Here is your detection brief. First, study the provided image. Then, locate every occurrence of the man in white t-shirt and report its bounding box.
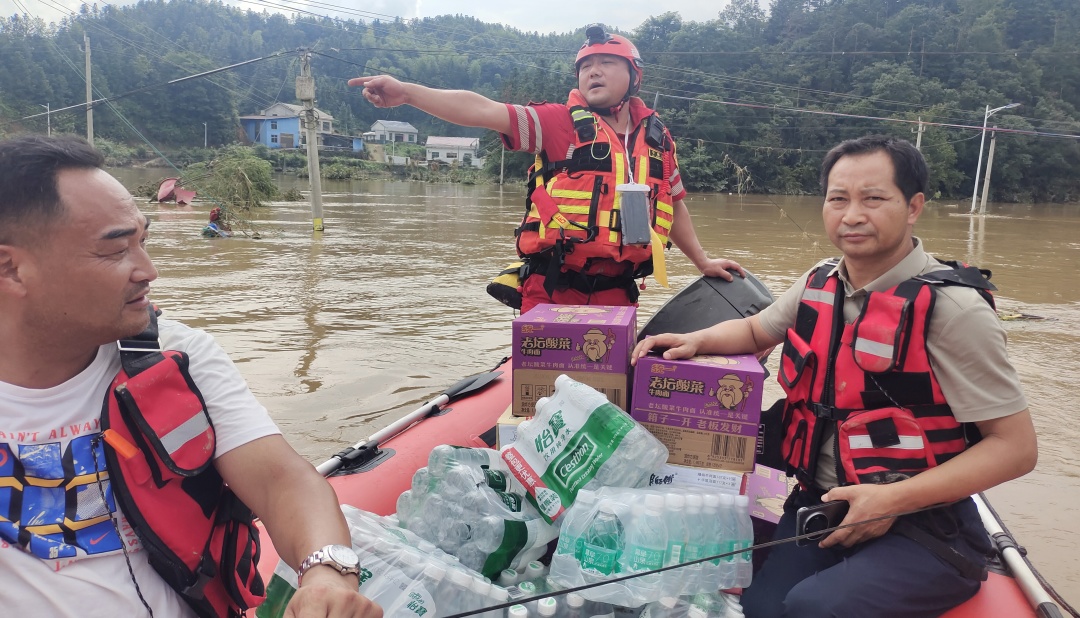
[632,136,1037,617]
[0,135,382,618]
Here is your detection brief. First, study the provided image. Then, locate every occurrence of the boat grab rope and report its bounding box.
[439,503,959,618]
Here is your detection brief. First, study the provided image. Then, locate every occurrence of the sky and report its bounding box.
[3,0,749,35]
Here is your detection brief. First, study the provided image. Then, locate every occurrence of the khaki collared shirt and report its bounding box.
[757,238,1028,489]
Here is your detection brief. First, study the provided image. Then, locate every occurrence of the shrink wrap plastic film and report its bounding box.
[257,506,509,618]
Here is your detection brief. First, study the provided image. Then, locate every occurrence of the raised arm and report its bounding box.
[349,75,512,136]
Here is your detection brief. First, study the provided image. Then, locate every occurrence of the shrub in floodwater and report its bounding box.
[185,145,278,210]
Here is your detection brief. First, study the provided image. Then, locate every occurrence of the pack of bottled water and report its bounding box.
[546,486,755,608]
[639,592,745,618]
[257,505,510,618]
[500,374,670,524]
[398,445,560,579]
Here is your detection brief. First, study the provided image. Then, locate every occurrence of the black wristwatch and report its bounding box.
[298,544,361,585]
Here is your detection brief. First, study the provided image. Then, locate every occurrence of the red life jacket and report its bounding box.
[100,310,265,618]
[777,260,996,488]
[515,91,676,284]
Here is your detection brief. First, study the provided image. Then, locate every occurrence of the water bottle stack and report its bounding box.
[546,486,755,607]
[400,444,559,578]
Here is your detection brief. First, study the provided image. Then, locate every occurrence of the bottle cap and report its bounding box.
[598,500,618,516]
[688,607,708,618]
[703,494,721,508]
[535,397,551,413]
[538,598,558,617]
[659,597,679,609]
[526,561,545,579]
[499,568,520,585]
[567,593,585,609]
[509,605,529,618]
[471,577,491,595]
[449,568,473,585]
[644,493,665,513]
[519,580,537,594]
[665,493,686,509]
[719,493,735,506]
[735,495,749,507]
[423,563,446,581]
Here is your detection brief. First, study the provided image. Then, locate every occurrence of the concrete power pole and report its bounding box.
[979,126,998,215]
[297,51,324,232]
[915,117,924,151]
[84,34,94,146]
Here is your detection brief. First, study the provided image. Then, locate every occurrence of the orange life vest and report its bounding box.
[515,91,676,279]
[101,310,264,618]
[777,261,995,487]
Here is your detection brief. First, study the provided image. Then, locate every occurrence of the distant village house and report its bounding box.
[240,103,363,152]
[425,136,484,168]
[365,120,419,144]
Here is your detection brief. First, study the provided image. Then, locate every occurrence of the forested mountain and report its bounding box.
[1,0,1078,201]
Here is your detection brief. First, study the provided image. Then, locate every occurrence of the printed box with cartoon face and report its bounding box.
[631,354,764,472]
[511,304,636,416]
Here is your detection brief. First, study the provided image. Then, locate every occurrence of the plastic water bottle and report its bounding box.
[429,444,497,472]
[537,597,559,618]
[715,494,739,588]
[564,592,585,618]
[498,567,521,587]
[579,501,624,576]
[640,596,689,618]
[524,560,547,587]
[437,567,478,616]
[681,494,708,591]
[622,493,668,600]
[733,495,754,588]
[483,586,510,618]
[664,494,688,567]
[555,489,598,558]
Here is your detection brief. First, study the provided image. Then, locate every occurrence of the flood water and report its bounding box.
[116,168,1079,603]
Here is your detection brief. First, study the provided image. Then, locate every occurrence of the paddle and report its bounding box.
[315,370,504,476]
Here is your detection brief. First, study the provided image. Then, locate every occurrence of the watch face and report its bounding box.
[327,544,360,568]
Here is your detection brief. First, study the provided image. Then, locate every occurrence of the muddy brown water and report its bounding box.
[116,169,1079,603]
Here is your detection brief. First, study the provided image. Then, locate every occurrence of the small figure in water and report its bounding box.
[202,206,231,238]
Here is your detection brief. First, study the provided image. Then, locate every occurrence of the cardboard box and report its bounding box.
[630,354,764,472]
[646,463,744,495]
[743,464,798,524]
[496,406,528,450]
[511,304,636,416]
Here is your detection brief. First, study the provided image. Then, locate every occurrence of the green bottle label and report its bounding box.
[580,542,618,575]
[626,545,665,570]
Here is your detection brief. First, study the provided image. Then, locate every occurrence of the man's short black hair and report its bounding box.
[820,135,928,203]
[0,134,105,245]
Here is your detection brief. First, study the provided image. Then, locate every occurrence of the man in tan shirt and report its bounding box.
[632,135,1037,617]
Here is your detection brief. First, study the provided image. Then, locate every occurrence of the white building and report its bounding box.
[369,120,419,144]
[425,136,484,168]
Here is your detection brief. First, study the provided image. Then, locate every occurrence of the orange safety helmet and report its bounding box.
[575,24,643,97]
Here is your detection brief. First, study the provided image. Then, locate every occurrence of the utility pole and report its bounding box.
[297,51,324,232]
[914,117,924,151]
[979,126,998,215]
[499,146,505,185]
[84,34,94,146]
[203,122,208,148]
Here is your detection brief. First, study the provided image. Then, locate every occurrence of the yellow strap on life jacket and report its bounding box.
[550,189,595,201]
[650,228,669,287]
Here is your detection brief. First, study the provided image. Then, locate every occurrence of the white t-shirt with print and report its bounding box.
[0,318,281,617]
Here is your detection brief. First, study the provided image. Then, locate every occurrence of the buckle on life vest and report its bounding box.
[810,402,846,421]
[182,552,218,599]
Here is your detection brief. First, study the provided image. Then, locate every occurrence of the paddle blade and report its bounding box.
[444,371,503,401]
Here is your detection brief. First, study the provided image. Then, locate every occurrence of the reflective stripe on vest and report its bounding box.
[516,91,675,274]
